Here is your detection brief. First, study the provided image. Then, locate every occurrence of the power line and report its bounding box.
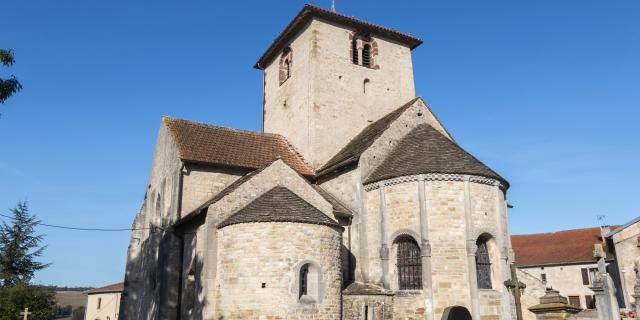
[0,212,151,232]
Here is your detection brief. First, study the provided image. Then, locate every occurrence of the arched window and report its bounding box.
[396,236,422,290]
[363,78,370,94]
[299,263,309,298]
[97,297,102,309]
[297,262,321,303]
[362,44,371,67]
[476,237,492,289]
[279,46,292,85]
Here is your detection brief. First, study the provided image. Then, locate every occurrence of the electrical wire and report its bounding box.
[0,212,153,232]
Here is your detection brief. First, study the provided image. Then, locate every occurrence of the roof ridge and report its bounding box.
[512,225,616,236]
[164,116,280,139]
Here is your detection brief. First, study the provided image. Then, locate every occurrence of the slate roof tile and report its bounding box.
[217,186,341,229]
[364,124,506,185]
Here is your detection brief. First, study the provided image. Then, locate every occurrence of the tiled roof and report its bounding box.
[163,117,313,176]
[255,4,422,69]
[86,282,124,294]
[511,226,618,267]
[217,186,342,229]
[364,124,507,185]
[318,98,419,175]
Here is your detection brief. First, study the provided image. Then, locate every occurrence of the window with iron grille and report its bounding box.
[476,238,492,289]
[396,236,422,290]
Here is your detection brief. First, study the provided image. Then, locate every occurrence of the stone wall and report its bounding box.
[360,178,512,320]
[518,269,551,320]
[181,163,246,215]
[610,219,640,307]
[343,294,394,319]
[215,222,342,319]
[519,263,600,310]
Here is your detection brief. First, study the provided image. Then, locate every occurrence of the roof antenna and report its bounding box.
[331,0,336,12]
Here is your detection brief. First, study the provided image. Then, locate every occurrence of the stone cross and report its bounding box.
[590,244,619,320]
[20,307,32,320]
[504,263,527,320]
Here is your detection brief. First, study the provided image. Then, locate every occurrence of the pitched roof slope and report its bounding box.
[86,282,124,295]
[511,226,617,267]
[364,124,506,185]
[163,117,312,175]
[318,98,419,174]
[255,4,422,69]
[217,186,341,229]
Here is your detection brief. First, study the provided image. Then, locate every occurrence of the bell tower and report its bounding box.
[255,4,422,169]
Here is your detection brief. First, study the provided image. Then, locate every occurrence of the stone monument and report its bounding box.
[590,244,619,320]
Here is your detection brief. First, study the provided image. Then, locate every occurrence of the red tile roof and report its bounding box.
[163,117,313,176]
[86,282,124,294]
[255,4,422,69]
[511,226,617,267]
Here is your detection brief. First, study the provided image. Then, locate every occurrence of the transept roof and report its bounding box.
[163,117,313,176]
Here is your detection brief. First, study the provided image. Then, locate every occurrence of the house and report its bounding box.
[85,282,124,320]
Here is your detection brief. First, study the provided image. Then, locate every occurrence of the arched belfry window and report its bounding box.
[279,46,292,85]
[396,236,422,290]
[362,44,371,67]
[476,237,492,289]
[350,33,377,68]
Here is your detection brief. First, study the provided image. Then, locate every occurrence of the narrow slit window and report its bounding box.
[476,237,492,289]
[352,39,359,64]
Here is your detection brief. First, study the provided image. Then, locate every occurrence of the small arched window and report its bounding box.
[363,78,370,94]
[299,264,309,298]
[97,297,102,309]
[396,236,422,290]
[279,46,293,85]
[476,237,492,289]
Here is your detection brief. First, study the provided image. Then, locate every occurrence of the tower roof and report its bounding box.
[255,3,422,69]
[217,186,341,229]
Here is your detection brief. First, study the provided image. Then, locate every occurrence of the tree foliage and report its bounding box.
[0,201,50,287]
[0,282,57,320]
[71,305,85,320]
[0,49,22,104]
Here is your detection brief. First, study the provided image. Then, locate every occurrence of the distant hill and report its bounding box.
[47,285,94,292]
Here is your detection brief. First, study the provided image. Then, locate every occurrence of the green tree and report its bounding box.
[0,282,56,320]
[71,306,85,320]
[0,201,50,287]
[0,49,22,104]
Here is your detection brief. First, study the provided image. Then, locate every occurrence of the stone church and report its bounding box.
[120,4,516,320]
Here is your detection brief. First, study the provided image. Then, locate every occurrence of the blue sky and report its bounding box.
[1,1,638,287]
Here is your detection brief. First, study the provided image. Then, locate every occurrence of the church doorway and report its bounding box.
[442,306,472,320]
